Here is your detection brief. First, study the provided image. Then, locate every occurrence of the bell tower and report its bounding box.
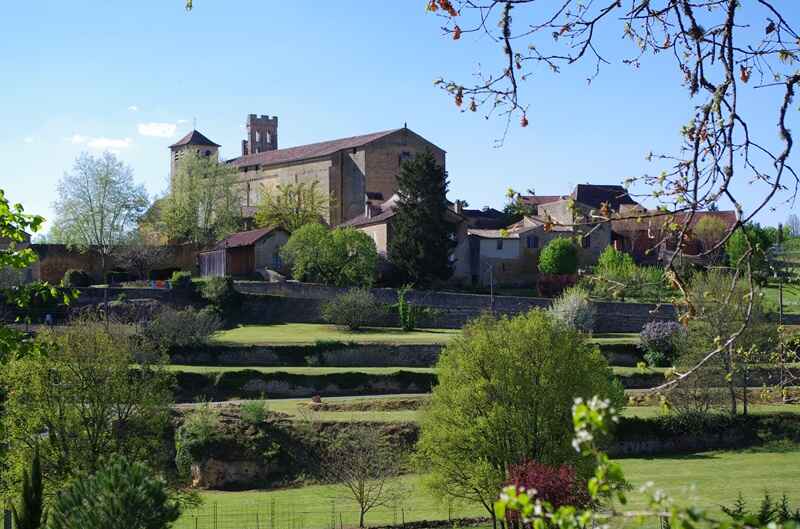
[241,114,278,156]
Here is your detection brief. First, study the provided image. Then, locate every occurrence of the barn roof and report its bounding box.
[213,226,285,250]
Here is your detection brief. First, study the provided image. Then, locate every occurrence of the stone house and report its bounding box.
[170,115,445,227]
[339,194,467,256]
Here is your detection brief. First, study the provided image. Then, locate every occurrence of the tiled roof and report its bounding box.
[469,228,519,239]
[461,208,509,229]
[340,195,401,228]
[228,129,403,168]
[571,184,638,209]
[519,195,564,206]
[169,130,221,149]
[213,226,284,250]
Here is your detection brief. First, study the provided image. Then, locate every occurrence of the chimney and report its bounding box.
[454,200,463,215]
[242,139,249,156]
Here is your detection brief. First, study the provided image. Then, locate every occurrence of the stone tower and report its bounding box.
[168,129,221,182]
[241,114,278,156]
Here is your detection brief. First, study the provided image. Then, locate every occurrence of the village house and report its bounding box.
[198,226,289,278]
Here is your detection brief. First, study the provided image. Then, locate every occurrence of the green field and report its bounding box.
[213,324,460,346]
[175,448,800,529]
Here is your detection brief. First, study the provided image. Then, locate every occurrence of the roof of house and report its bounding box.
[212,226,285,250]
[228,129,404,168]
[169,130,221,149]
[519,195,565,207]
[461,207,510,229]
[571,184,638,210]
[468,228,519,239]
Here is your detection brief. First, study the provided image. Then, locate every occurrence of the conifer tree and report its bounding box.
[12,448,46,529]
[387,151,455,286]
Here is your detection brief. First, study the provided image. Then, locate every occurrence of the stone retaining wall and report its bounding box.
[235,281,677,333]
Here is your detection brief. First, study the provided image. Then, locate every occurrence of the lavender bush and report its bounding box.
[639,320,685,367]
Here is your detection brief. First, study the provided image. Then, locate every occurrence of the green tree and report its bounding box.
[163,150,242,245]
[1,321,174,496]
[281,224,377,287]
[51,152,149,273]
[675,270,776,416]
[725,224,773,284]
[416,310,621,521]
[387,151,455,286]
[12,448,45,529]
[538,237,578,275]
[47,456,181,529]
[255,181,328,232]
[693,216,728,253]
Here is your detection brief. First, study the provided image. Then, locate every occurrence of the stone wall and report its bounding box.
[235,281,677,333]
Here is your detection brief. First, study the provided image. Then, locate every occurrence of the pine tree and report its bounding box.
[387,151,455,286]
[13,448,46,529]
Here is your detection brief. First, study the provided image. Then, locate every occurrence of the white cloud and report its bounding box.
[23,136,34,144]
[128,105,139,112]
[87,137,133,150]
[69,134,88,144]
[177,119,189,124]
[137,122,177,138]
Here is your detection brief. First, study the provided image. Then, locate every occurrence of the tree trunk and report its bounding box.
[359,509,365,528]
[725,346,737,416]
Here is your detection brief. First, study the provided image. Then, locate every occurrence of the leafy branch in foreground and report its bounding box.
[495,396,800,529]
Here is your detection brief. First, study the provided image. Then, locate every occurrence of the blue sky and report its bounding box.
[1,1,797,232]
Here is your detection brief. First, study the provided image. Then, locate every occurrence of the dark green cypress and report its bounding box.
[13,448,46,529]
[388,151,456,286]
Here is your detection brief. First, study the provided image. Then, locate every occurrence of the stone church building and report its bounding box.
[169,114,445,226]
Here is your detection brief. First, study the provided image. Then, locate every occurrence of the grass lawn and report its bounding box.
[762,283,800,315]
[175,448,800,529]
[213,324,460,346]
[211,324,639,347]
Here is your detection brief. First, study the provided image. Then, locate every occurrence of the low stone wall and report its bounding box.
[235,281,677,333]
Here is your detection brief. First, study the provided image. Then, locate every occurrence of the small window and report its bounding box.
[527,236,539,249]
[204,149,212,157]
[399,151,413,165]
[496,239,503,250]
[581,235,590,249]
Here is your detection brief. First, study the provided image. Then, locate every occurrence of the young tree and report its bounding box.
[416,310,621,522]
[725,224,774,285]
[115,233,168,280]
[281,224,377,287]
[163,150,242,245]
[51,152,148,273]
[12,448,46,529]
[538,237,578,275]
[47,456,181,529]
[321,427,403,528]
[1,321,174,496]
[255,181,328,232]
[694,216,728,253]
[388,151,455,286]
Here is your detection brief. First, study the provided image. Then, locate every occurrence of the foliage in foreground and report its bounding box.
[417,309,622,518]
[1,321,174,497]
[48,456,181,529]
[255,181,328,232]
[495,397,800,529]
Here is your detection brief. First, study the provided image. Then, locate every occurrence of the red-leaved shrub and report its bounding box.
[507,460,591,511]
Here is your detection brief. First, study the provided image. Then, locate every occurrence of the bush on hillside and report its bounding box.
[538,238,578,275]
[322,289,385,331]
[549,286,595,333]
[142,306,222,349]
[416,310,621,519]
[200,276,241,322]
[170,271,193,290]
[639,320,685,367]
[62,269,91,288]
[507,460,591,511]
